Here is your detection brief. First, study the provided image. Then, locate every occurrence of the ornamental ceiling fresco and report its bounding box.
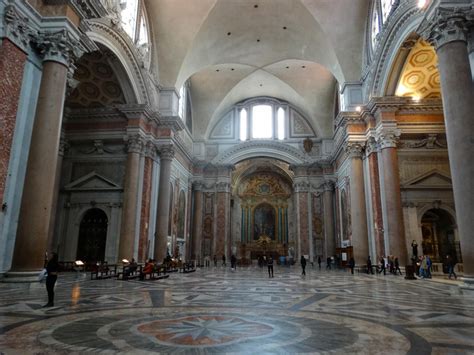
[395,39,441,99]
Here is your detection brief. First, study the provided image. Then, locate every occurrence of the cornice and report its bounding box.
[158,116,186,133]
[334,111,364,129]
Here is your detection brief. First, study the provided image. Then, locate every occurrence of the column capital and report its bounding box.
[125,134,146,154]
[58,137,70,157]
[420,6,473,50]
[144,141,158,160]
[294,181,310,193]
[344,142,365,158]
[3,5,36,52]
[322,180,335,192]
[35,29,86,66]
[192,181,205,191]
[376,129,401,149]
[366,136,379,155]
[158,144,175,160]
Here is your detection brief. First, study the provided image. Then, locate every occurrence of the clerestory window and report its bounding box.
[120,0,150,53]
[370,0,397,51]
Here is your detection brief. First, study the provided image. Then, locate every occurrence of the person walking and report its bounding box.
[43,252,59,308]
[446,255,457,279]
[425,255,432,278]
[394,257,403,275]
[317,256,321,270]
[213,255,217,267]
[348,257,355,275]
[222,254,226,267]
[267,256,274,278]
[326,256,331,270]
[367,255,374,274]
[378,256,386,275]
[230,254,237,271]
[300,255,307,276]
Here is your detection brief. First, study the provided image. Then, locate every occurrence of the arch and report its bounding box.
[364,0,425,100]
[211,141,308,165]
[76,208,108,262]
[86,19,156,106]
[417,203,457,228]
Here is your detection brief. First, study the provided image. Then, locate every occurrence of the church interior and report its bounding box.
[0,0,473,353]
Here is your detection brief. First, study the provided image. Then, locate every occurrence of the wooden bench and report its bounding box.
[180,262,196,273]
[91,264,117,280]
[117,265,142,280]
[141,265,170,280]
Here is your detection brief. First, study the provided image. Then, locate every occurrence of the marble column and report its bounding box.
[118,135,144,261]
[154,145,174,262]
[366,138,385,259]
[323,181,336,258]
[423,8,474,281]
[216,182,231,260]
[137,143,156,262]
[377,130,408,265]
[191,182,204,261]
[294,183,310,259]
[11,32,82,272]
[47,136,68,253]
[346,143,369,266]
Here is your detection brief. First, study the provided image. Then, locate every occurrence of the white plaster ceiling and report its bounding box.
[145,0,369,139]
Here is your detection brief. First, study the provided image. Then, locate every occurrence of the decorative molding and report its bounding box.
[144,141,158,160]
[420,6,473,50]
[216,182,231,193]
[366,136,379,155]
[2,4,36,52]
[376,128,401,149]
[59,137,70,157]
[294,181,311,193]
[77,139,122,155]
[72,0,108,19]
[159,116,186,133]
[401,134,447,149]
[322,180,335,192]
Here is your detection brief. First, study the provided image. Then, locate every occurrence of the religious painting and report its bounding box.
[253,203,276,240]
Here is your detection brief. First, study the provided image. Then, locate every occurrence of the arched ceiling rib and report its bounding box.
[144,0,368,140]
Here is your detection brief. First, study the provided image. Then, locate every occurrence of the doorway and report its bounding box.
[76,208,108,262]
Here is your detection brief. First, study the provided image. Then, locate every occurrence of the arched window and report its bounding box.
[277,107,285,140]
[370,0,398,50]
[179,85,186,121]
[251,105,272,139]
[120,0,150,53]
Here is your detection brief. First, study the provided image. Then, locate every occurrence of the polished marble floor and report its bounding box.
[0,265,473,354]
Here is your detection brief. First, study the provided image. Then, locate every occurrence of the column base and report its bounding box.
[1,271,41,283]
[460,276,474,295]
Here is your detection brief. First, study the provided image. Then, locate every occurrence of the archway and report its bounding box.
[421,209,461,263]
[76,208,108,262]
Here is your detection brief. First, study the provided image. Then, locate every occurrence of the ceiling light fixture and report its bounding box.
[216,69,220,72]
[302,65,306,68]
[286,66,290,69]
[257,39,260,42]
[283,26,287,30]
[254,4,258,8]
[227,32,231,36]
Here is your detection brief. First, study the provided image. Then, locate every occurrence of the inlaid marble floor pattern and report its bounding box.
[0,266,473,354]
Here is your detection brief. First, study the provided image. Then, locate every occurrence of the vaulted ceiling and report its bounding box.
[145,0,370,139]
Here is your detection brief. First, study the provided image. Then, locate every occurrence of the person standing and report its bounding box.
[425,255,432,278]
[446,255,457,279]
[267,256,274,278]
[213,255,217,267]
[326,256,331,270]
[411,240,418,259]
[222,254,226,267]
[317,256,321,270]
[367,255,374,274]
[44,252,59,307]
[300,255,307,276]
[348,257,355,275]
[231,254,237,271]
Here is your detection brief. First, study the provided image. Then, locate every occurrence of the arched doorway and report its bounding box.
[421,209,461,263]
[76,208,108,262]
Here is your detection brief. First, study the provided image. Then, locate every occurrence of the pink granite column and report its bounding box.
[118,135,144,261]
[154,145,174,262]
[423,8,474,283]
[346,143,369,266]
[191,182,204,261]
[323,181,336,258]
[377,131,407,265]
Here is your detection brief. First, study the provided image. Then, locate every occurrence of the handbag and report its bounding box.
[38,268,48,282]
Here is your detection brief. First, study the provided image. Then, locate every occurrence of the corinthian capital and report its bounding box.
[344,142,365,158]
[126,135,145,154]
[421,7,473,50]
[376,129,401,149]
[158,144,175,160]
[144,142,158,160]
[36,29,86,66]
[3,5,36,52]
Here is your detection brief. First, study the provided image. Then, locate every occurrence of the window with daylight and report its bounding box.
[179,86,186,121]
[277,107,285,140]
[120,0,150,52]
[251,105,272,139]
[240,109,248,141]
[371,0,398,51]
